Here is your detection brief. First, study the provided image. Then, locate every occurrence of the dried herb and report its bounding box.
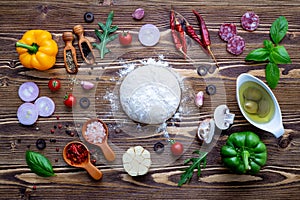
[178,150,207,186]
[26,150,55,177]
[93,11,118,59]
[245,16,291,89]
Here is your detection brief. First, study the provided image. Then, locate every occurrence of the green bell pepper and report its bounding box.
[221,131,267,174]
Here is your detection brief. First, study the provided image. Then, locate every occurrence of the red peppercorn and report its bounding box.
[56,147,59,152]
[50,129,55,134]
[55,158,58,162]
[70,132,75,137]
[56,116,60,120]
[91,159,96,165]
[33,185,37,190]
[58,124,63,129]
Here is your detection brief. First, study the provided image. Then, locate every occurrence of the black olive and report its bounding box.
[50,139,56,143]
[206,84,216,95]
[197,66,208,76]
[65,130,72,135]
[84,12,94,23]
[36,139,46,150]
[153,142,164,154]
[79,97,90,109]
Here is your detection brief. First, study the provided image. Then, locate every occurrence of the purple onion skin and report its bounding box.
[132,8,145,20]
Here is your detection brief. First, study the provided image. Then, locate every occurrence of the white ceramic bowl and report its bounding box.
[236,73,284,138]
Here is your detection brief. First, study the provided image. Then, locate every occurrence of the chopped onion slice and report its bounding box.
[18,82,39,102]
[17,103,39,125]
[138,24,160,47]
[34,96,55,117]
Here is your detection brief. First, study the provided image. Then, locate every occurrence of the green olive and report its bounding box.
[244,100,258,114]
[257,98,270,118]
[243,87,262,101]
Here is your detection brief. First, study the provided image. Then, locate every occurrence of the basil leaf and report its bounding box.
[265,62,280,89]
[263,40,274,51]
[269,45,291,64]
[26,150,55,177]
[270,16,288,45]
[245,48,270,62]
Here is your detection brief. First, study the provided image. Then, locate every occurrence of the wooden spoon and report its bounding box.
[82,118,116,162]
[63,141,103,180]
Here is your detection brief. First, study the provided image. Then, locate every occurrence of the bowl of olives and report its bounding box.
[236,73,284,138]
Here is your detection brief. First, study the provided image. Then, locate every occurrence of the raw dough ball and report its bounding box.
[120,64,181,124]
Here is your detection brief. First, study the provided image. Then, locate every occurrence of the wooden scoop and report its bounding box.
[63,141,103,180]
[82,119,116,162]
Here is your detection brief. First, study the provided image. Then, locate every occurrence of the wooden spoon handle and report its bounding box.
[84,162,103,180]
[99,142,116,162]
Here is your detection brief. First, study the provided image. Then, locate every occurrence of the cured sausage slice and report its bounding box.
[227,35,245,55]
[241,12,260,31]
[219,23,237,41]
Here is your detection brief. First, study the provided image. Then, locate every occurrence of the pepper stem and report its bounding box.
[207,46,219,68]
[16,42,39,54]
[241,150,251,171]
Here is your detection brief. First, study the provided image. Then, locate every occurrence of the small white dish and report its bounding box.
[236,73,284,138]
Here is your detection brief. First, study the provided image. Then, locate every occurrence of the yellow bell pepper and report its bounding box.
[16,30,58,71]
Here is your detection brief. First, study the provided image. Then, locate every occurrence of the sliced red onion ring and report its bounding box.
[138,24,160,46]
[17,103,39,125]
[34,96,55,117]
[18,82,39,102]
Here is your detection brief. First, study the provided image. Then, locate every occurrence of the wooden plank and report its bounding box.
[0,0,299,199]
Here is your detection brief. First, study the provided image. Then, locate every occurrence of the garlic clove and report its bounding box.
[81,81,95,90]
[195,91,204,107]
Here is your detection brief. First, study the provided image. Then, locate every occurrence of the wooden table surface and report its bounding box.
[0,0,299,199]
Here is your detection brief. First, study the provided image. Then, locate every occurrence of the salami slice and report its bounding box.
[227,35,245,55]
[218,23,237,41]
[241,12,259,31]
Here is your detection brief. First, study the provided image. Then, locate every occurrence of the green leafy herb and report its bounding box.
[26,150,55,177]
[269,45,291,64]
[245,48,269,62]
[178,150,207,186]
[270,16,288,45]
[93,11,118,59]
[245,16,291,89]
[266,63,280,89]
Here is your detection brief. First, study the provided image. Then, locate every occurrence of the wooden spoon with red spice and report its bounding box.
[82,118,116,162]
[63,141,103,180]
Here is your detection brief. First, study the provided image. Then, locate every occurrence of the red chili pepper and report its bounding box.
[184,21,205,48]
[192,10,211,47]
[170,10,183,53]
[175,18,187,59]
[192,10,219,68]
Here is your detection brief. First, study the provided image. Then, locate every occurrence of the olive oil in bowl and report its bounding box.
[236,73,284,138]
[238,81,275,123]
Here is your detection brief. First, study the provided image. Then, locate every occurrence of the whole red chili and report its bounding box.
[185,22,205,48]
[192,10,211,47]
[192,10,219,67]
[170,10,183,52]
[175,18,187,58]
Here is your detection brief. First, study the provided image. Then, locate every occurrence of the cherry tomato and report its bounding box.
[119,31,132,46]
[48,79,61,92]
[64,94,76,108]
[171,141,184,156]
